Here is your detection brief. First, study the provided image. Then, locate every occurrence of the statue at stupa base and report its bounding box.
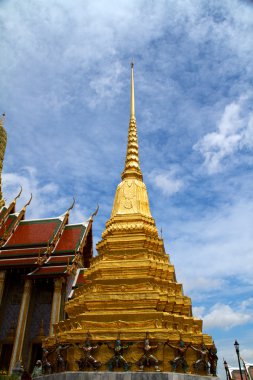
[73,334,102,371]
[44,330,214,375]
[136,337,161,372]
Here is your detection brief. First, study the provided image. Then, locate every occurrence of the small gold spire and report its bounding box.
[0,113,6,127]
[0,113,7,209]
[121,63,143,181]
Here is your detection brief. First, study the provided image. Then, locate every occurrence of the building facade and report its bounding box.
[0,117,94,373]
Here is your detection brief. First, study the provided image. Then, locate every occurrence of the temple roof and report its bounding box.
[54,223,88,253]
[4,217,63,248]
[0,198,93,280]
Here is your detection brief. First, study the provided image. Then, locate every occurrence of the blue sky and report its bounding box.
[1,0,253,376]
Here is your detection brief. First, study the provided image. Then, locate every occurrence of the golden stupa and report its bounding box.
[45,64,213,373]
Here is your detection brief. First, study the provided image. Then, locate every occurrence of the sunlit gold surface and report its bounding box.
[45,65,213,373]
[0,114,7,208]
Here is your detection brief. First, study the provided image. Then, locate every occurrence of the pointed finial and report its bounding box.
[0,113,6,127]
[130,62,135,120]
[24,193,33,208]
[91,204,99,219]
[67,197,75,212]
[14,186,23,202]
[21,193,32,214]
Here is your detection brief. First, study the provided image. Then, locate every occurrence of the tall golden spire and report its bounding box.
[121,63,142,181]
[110,63,152,218]
[0,113,7,208]
[130,62,135,120]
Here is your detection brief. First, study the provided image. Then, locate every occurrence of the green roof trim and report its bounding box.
[64,224,87,230]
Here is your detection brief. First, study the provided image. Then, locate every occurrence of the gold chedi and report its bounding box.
[0,113,7,208]
[45,64,213,373]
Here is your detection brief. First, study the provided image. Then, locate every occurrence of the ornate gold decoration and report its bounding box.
[0,113,7,209]
[67,247,83,275]
[0,193,33,248]
[0,186,23,231]
[36,198,76,266]
[45,64,213,374]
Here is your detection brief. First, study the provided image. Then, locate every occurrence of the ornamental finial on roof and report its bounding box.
[14,186,23,202]
[90,204,99,221]
[121,62,143,181]
[23,193,33,211]
[67,197,76,212]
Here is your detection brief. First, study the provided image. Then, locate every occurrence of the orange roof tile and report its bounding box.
[47,255,74,264]
[28,265,67,277]
[5,218,62,248]
[0,247,45,257]
[0,257,37,267]
[54,224,87,253]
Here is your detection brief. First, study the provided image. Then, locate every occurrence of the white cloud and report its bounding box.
[149,168,184,196]
[193,301,253,330]
[164,195,253,301]
[194,95,253,173]
[240,348,253,363]
[88,61,125,108]
[204,303,251,330]
[2,168,88,222]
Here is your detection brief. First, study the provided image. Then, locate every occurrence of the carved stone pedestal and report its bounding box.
[36,371,219,380]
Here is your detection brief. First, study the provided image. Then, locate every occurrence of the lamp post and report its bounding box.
[234,340,243,380]
[224,359,230,380]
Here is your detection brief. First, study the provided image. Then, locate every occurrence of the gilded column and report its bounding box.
[0,271,6,305]
[9,279,32,374]
[0,114,7,208]
[49,277,64,336]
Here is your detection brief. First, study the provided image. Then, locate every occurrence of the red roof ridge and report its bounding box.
[21,215,65,223]
[65,221,89,227]
[1,246,46,253]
